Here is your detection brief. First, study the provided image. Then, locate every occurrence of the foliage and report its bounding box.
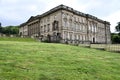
[0,26,2,33]
[0,25,19,35]
[115,22,120,32]
[1,26,19,35]
[0,23,2,33]
[111,33,120,43]
[0,41,120,80]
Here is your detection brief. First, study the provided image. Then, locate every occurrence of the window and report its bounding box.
[44,25,46,32]
[76,35,78,40]
[70,21,72,28]
[47,24,50,32]
[64,31,67,39]
[78,35,80,40]
[70,15,72,21]
[74,35,76,40]
[67,14,70,20]
[44,19,46,23]
[70,33,72,40]
[67,21,69,27]
[47,17,50,22]
[41,26,43,33]
[81,24,83,31]
[81,17,84,23]
[54,15,57,20]
[74,23,76,31]
[53,21,59,30]
[63,20,67,27]
[40,20,43,24]
[83,25,85,31]
[62,13,65,18]
[76,23,79,30]
[74,17,76,21]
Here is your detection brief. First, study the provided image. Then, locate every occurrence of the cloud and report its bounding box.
[103,11,120,32]
[0,0,120,33]
[0,0,46,26]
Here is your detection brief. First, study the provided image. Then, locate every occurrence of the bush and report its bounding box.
[111,33,120,43]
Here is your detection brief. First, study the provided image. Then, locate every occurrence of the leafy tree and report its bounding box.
[111,33,120,43]
[0,22,2,33]
[0,26,2,33]
[0,22,1,27]
[2,26,19,35]
[115,22,120,35]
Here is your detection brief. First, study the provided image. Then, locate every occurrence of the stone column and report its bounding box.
[86,14,89,41]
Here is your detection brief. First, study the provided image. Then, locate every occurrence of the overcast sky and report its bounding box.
[0,0,120,32]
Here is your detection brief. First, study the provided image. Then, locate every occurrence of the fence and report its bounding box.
[79,44,120,53]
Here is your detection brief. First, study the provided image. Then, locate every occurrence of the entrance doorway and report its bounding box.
[93,37,95,43]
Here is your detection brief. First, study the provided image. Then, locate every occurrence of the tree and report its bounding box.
[111,33,120,43]
[0,22,2,33]
[2,26,19,35]
[0,26,2,33]
[115,22,120,35]
[0,22,1,27]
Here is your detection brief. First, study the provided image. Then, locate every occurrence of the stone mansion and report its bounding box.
[19,4,111,44]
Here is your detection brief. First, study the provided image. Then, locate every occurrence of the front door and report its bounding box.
[93,37,95,43]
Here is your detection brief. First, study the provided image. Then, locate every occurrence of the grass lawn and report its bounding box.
[0,37,37,42]
[0,41,120,80]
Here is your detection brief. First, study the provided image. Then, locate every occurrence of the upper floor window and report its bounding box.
[54,15,57,20]
[62,13,67,19]
[41,26,43,32]
[52,21,59,30]
[47,24,50,32]
[44,18,46,23]
[44,25,46,32]
[63,20,67,27]
[47,16,50,22]
[40,20,43,24]
[74,17,76,21]
[67,14,70,20]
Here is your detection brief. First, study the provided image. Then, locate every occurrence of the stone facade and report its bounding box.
[19,4,111,44]
[19,22,28,37]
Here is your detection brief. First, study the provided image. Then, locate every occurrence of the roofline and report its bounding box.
[26,4,110,25]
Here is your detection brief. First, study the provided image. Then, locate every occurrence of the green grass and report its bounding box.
[0,41,120,80]
[0,37,37,42]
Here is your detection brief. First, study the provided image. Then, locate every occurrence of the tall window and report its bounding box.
[40,20,43,24]
[52,21,59,30]
[74,17,76,21]
[64,31,67,39]
[62,13,65,18]
[70,33,72,40]
[54,15,57,20]
[41,26,43,33]
[47,17,50,22]
[74,35,76,40]
[67,21,69,27]
[70,21,72,29]
[63,20,67,27]
[74,23,76,31]
[67,14,70,20]
[44,18,46,23]
[78,35,80,40]
[44,25,46,32]
[47,24,50,32]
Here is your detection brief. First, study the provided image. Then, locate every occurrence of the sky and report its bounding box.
[0,0,120,32]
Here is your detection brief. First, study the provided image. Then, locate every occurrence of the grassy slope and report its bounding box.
[0,41,120,80]
[0,37,37,42]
